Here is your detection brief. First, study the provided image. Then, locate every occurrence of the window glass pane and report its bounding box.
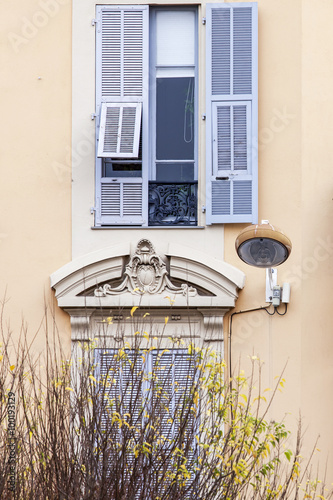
[156,10,195,67]
[156,67,194,78]
[156,163,194,182]
[156,77,194,161]
[103,160,142,177]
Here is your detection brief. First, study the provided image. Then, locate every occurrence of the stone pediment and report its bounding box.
[50,240,245,310]
[94,239,197,298]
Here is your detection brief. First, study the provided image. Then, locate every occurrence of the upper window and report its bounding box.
[94,3,257,227]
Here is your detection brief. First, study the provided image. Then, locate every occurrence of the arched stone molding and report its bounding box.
[51,240,245,342]
[50,243,130,304]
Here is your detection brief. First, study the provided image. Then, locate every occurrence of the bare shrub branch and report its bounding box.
[0,308,331,499]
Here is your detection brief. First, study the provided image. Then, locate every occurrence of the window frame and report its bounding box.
[149,6,199,183]
[93,2,257,227]
[94,346,198,497]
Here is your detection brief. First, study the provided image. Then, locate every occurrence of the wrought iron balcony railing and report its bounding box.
[148,182,198,226]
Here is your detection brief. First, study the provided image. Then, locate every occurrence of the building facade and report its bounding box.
[2,0,333,477]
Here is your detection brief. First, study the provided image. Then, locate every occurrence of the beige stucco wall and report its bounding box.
[0,0,72,349]
[225,0,333,471]
[301,0,333,467]
[2,0,333,479]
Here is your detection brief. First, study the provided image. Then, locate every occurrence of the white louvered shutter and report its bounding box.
[95,6,148,225]
[151,351,174,444]
[97,349,143,429]
[95,348,120,465]
[98,103,142,158]
[96,178,143,225]
[206,3,258,224]
[96,349,144,484]
[98,8,146,99]
[151,350,196,498]
[121,351,143,430]
[151,350,195,433]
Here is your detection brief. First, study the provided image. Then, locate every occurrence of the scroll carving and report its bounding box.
[95,239,197,297]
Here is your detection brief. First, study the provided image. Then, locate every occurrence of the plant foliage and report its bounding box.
[0,308,331,499]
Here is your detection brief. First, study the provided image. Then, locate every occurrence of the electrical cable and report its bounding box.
[228,302,287,386]
[275,303,288,316]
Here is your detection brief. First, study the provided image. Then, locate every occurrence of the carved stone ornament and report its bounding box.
[95,239,197,297]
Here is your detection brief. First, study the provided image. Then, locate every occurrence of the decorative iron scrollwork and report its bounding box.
[148,182,198,226]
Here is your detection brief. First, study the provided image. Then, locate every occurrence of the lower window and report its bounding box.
[94,348,198,497]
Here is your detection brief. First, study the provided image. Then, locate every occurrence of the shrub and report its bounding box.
[0,309,332,499]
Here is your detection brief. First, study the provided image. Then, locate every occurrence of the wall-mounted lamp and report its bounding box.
[235,221,292,306]
[229,222,292,388]
[235,221,292,268]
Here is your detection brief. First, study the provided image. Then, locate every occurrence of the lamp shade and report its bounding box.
[235,222,292,268]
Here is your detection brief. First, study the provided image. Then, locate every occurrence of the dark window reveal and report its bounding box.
[156,77,195,161]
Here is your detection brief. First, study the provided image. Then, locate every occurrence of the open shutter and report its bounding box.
[206,3,258,224]
[97,103,142,158]
[95,6,148,225]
